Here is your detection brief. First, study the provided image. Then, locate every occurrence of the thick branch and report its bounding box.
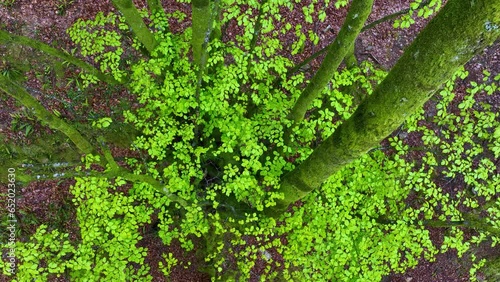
[113,168,189,207]
[286,0,374,127]
[191,0,213,66]
[193,0,219,146]
[288,0,432,78]
[111,0,159,54]
[0,76,188,207]
[0,30,120,84]
[0,76,96,155]
[268,0,500,215]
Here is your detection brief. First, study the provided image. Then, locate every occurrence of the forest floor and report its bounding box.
[1,0,499,281]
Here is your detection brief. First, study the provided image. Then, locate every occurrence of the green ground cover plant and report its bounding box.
[1,0,499,281]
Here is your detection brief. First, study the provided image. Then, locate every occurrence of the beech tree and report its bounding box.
[1,0,500,281]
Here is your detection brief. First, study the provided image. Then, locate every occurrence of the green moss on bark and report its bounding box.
[0,30,119,84]
[0,76,96,155]
[286,0,374,126]
[111,0,159,54]
[269,0,500,214]
[191,0,212,66]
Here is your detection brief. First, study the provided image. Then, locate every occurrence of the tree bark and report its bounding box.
[0,76,96,155]
[0,76,189,206]
[287,0,432,79]
[285,0,374,128]
[0,30,120,84]
[191,0,213,66]
[111,0,159,54]
[268,0,500,214]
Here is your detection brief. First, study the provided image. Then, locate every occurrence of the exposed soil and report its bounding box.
[1,0,499,281]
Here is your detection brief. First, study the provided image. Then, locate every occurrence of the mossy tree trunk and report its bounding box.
[285,0,374,128]
[0,75,189,205]
[191,0,214,67]
[268,0,500,214]
[0,75,96,155]
[192,0,219,144]
[111,0,159,54]
[0,123,138,183]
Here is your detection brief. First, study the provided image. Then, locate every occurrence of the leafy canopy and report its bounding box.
[2,0,499,281]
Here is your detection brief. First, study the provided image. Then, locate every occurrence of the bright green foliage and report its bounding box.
[220,0,349,57]
[402,67,500,247]
[67,12,127,85]
[278,153,438,281]
[2,1,500,281]
[91,117,112,129]
[124,30,300,211]
[158,253,178,277]
[2,177,153,281]
[68,177,153,281]
[291,61,386,158]
[394,0,445,28]
[270,67,500,281]
[404,67,500,206]
[3,226,75,281]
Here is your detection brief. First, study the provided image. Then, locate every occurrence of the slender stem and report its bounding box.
[98,137,120,172]
[244,0,269,118]
[248,0,268,54]
[362,0,431,31]
[192,0,212,66]
[0,30,120,84]
[376,214,500,235]
[287,46,327,78]
[25,166,190,208]
[115,168,190,207]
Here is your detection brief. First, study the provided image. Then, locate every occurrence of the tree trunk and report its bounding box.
[191,0,213,66]
[0,76,190,205]
[0,76,96,155]
[268,0,500,214]
[285,0,374,127]
[111,0,159,54]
